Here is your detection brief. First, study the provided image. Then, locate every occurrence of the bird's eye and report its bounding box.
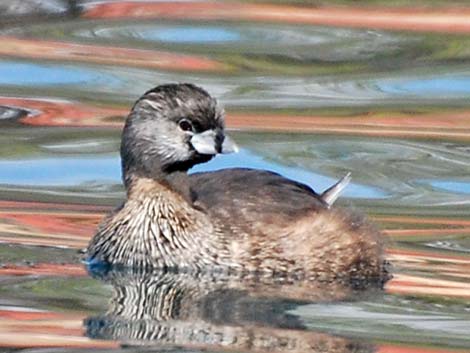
[179,119,193,132]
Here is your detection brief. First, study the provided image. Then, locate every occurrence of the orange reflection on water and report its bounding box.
[387,273,470,298]
[377,345,470,353]
[0,263,86,277]
[0,37,225,72]
[6,96,470,141]
[0,208,102,249]
[84,1,470,33]
[0,310,117,349]
[227,112,470,141]
[0,96,126,127]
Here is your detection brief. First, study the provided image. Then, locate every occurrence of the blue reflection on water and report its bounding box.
[0,157,120,185]
[426,180,470,194]
[378,74,470,97]
[0,149,385,199]
[194,149,386,199]
[0,61,99,86]
[142,27,240,43]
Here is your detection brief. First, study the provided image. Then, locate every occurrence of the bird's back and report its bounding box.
[189,168,386,283]
[189,168,327,234]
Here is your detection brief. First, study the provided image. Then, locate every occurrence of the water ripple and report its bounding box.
[1,129,469,208]
[73,23,409,61]
[3,59,470,110]
[0,0,66,17]
[426,239,470,253]
[239,133,470,207]
[89,25,241,44]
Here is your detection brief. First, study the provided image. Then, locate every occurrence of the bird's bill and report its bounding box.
[190,130,239,155]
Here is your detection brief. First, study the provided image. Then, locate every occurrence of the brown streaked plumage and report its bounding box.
[86,83,387,283]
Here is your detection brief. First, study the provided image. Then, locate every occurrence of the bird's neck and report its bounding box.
[125,170,193,204]
[160,171,193,204]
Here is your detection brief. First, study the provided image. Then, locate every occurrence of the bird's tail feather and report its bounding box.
[320,172,351,208]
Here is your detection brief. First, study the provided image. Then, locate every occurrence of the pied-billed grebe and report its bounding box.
[86,83,386,282]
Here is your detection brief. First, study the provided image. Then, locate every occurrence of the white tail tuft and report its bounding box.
[320,172,351,208]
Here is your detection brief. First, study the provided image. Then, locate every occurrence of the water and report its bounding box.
[0,0,469,352]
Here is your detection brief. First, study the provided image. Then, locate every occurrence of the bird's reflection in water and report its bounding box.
[85,267,382,353]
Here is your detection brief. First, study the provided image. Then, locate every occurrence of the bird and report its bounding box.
[86,83,387,283]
